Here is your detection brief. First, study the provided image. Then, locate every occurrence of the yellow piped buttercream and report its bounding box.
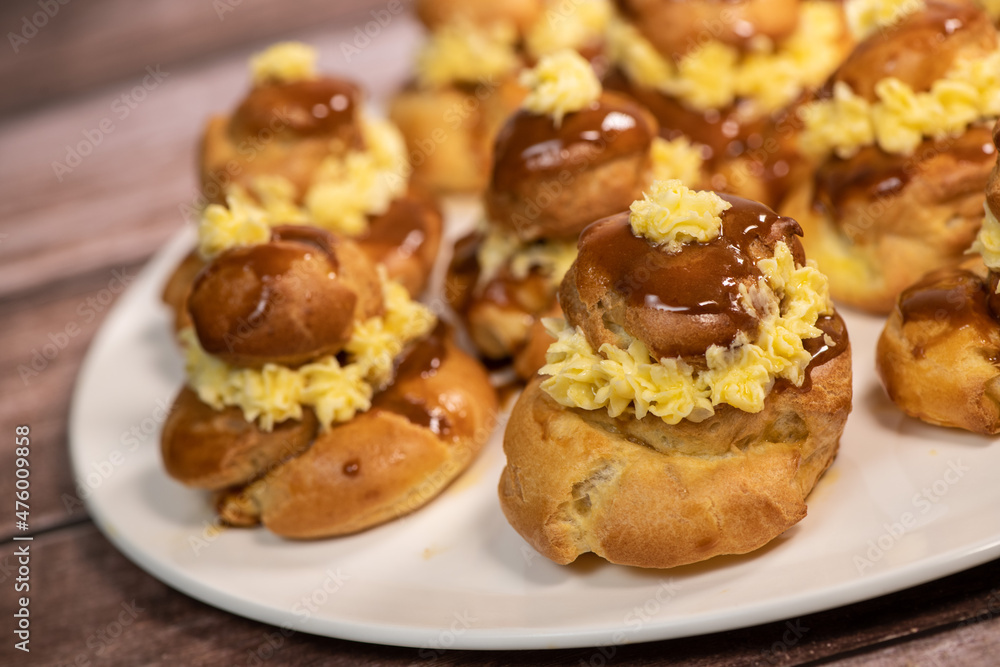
[250,42,318,86]
[608,2,845,113]
[520,50,602,126]
[972,202,1000,279]
[416,22,519,88]
[182,269,436,431]
[525,0,611,59]
[539,241,834,422]
[628,180,729,251]
[800,49,1000,158]
[846,0,925,40]
[650,136,705,186]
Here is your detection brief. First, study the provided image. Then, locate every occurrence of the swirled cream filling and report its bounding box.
[416,21,519,88]
[650,136,705,187]
[607,1,846,114]
[250,42,319,85]
[628,180,729,251]
[540,241,834,423]
[181,269,436,431]
[198,117,407,258]
[520,50,602,126]
[800,49,1000,159]
[846,0,925,39]
[972,202,1000,279]
[525,0,611,59]
[476,225,578,290]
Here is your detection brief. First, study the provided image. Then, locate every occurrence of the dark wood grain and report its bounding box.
[0,0,403,118]
[1,523,999,666]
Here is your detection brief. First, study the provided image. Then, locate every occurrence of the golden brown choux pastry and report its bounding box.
[390,0,614,194]
[784,1,1000,313]
[162,229,499,538]
[499,182,852,568]
[604,0,852,209]
[876,117,1000,433]
[448,52,665,379]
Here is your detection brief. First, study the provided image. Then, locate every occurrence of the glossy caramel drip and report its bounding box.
[776,312,849,392]
[813,127,995,221]
[826,1,991,100]
[371,325,453,438]
[356,197,431,261]
[899,268,994,326]
[572,194,802,357]
[270,225,339,270]
[490,92,655,193]
[230,78,364,144]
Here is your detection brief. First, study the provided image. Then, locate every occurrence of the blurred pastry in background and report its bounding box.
[389,0,612,195]
[500,181,851,567]
[784,1,1000,313]
[877,120,1000,434]
[604,0,852,208]
[165,42,443,330]
[447,50,690,379]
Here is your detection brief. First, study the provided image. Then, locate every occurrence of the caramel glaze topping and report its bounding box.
[604,70,802,207]
[370,324,454,440]
[490,92,656,194]
[899,268,997,328]
[823,1,993,101]
[786,312,849,392]
[229,78,365,147]
[188,227,359,368]
[566,194,805,359]
[355,196,433,266]
[813,126,995,222]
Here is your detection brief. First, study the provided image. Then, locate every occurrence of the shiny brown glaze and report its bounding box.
[826,1,993,100]
[790,312,850,392]
[568,194,804,358]
[269,225,339,268]
[813,127,996,221]
[490,92,656,193]
[371,325,454,440]
[229,78,364,145]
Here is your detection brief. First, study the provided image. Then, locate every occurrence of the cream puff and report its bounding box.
[499,181,851,568]
[876,120,1000,434]
[448,51,693,378]
[784,1,1000,313]
[162,225,498,537]
[389,0,614,194]
[603,0,852,209]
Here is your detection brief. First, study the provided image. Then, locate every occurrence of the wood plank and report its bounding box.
[0,0,399,117]
[1,521,999,666]
[0,10,422,301]
[0,263,148,539]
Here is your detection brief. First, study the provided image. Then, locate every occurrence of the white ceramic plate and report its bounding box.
[69,200,1000,650]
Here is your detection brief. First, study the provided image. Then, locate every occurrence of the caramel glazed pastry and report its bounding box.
[783,1,1000,314]
[161,220,498,537]
[164,42,443,329]
[877,123,1000,435]
[389,0,613,194]
[604,0,853,209]
[500,182,852,568]
[447,51,703,379]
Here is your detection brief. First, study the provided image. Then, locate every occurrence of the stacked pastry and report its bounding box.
[389,0,612,194]
[604,0,852,208]
[448,51,703,378]
[500,181,852,568]
[784,1,1000,313]
[160,43,498,537]
[162,222,498,536]
[877,119,1000,435]
[164,42,442,334]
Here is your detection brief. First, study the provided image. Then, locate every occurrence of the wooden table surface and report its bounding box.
[1,1,999,665]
